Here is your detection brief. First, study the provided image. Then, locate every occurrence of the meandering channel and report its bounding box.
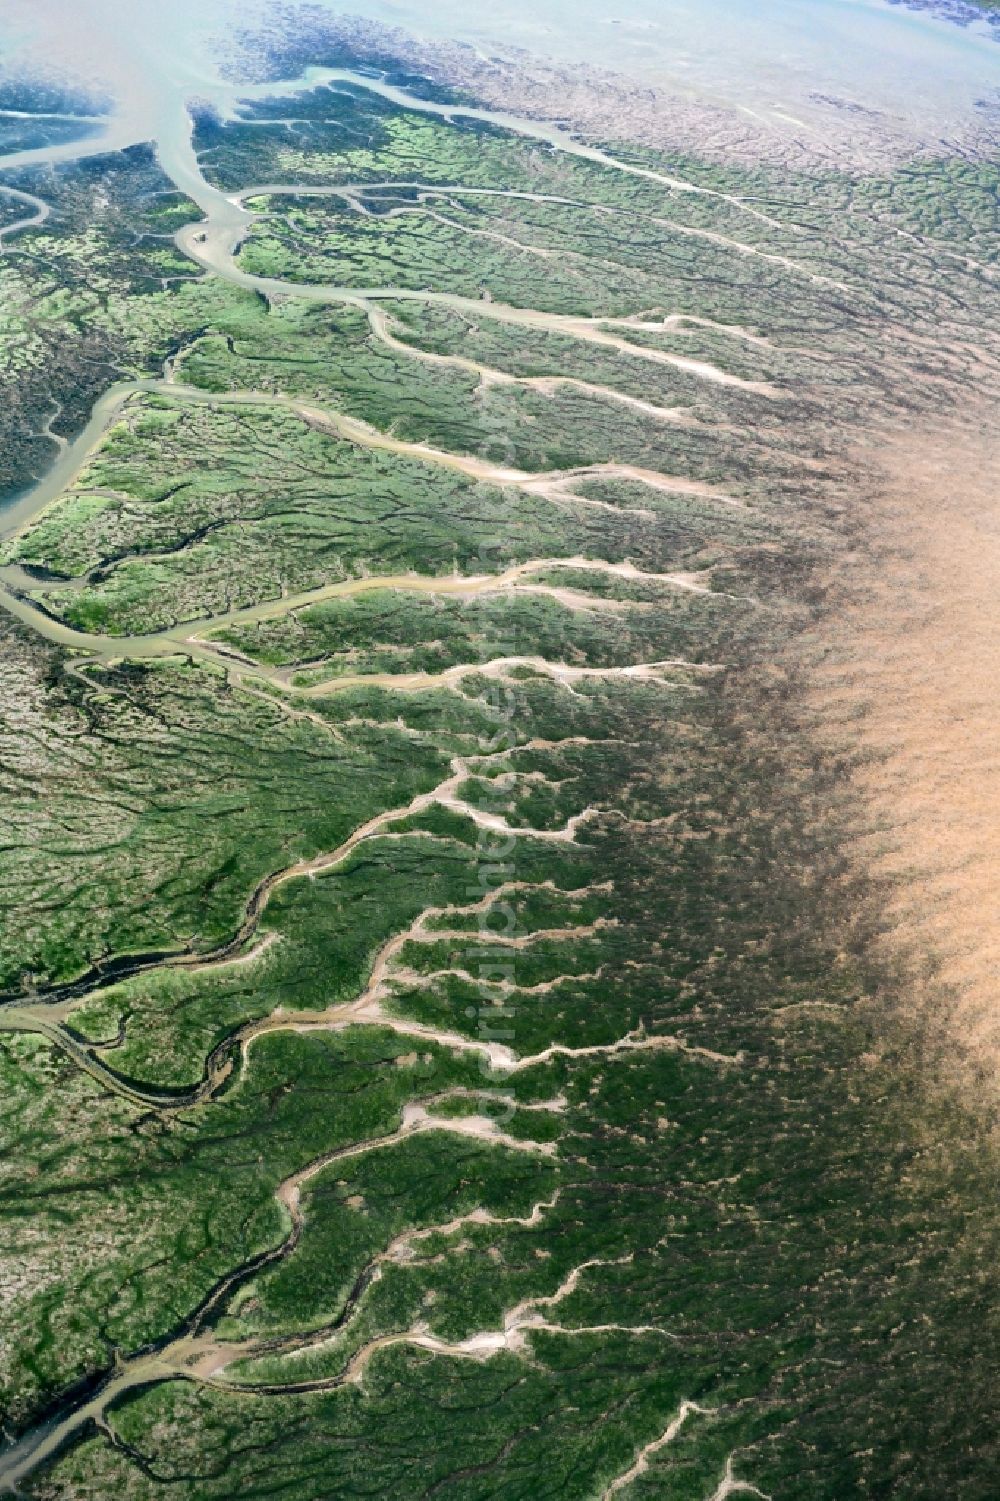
[0,60,759,1492]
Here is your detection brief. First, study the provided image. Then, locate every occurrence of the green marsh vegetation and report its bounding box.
[0,54,999,1501]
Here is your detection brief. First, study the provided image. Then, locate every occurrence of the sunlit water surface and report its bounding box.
[0,0,997,165]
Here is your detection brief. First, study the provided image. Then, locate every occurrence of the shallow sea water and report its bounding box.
[0,0,997,160]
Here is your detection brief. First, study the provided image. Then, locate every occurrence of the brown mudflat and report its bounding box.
[816,419,1000,1087]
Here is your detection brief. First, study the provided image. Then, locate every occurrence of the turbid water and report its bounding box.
[0,0,997,170]
[335,0,1000,124]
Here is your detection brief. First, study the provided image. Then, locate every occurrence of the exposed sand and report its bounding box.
[812,418,1000,1087]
